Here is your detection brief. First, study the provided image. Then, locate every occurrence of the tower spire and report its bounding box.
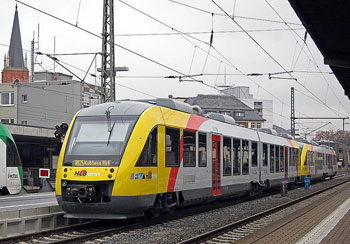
[1,5,29,83]
[9,5,25,68]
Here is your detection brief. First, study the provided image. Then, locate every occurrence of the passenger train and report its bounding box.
[0,123,23,195]
[55,99,337,219]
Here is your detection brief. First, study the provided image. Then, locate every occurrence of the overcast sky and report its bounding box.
[1,0,349,136]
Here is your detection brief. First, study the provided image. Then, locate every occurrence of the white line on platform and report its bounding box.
[0,201,58,210]
[295,196,350,244]
[0,192,55,201]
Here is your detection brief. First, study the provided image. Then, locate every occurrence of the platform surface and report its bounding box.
[0,192,57,213]
[235,182,350,244]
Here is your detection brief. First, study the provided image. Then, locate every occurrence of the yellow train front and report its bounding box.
[56,100,191,219]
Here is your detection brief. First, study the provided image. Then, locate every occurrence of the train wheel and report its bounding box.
[161,193,177,216]
[144,196,162,221]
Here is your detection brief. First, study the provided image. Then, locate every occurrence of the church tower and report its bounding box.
[1,5,29,83]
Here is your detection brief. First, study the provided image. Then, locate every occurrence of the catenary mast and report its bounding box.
[101,0,116,102]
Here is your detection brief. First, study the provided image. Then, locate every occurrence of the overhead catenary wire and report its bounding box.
[168,0,303,26]
[211,0,348,119]
[13,0,326,131]
[113,28,306,37]
[264,0,350,116]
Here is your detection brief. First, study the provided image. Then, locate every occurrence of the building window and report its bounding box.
[257,122,261,128]
[183,130,196,167]
[223,137,232,176]
[22,94,28,103]
[0,92,14,106]
[165,127,180,167]
[220,111,231,116]
[0,119,14,124]
[235,112,245,117]
[198,132,207,167]
[205,110,216,114]
[21,121,27,125]
[251,123,255,128]
[136,127,157,167]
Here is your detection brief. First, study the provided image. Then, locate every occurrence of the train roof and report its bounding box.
[77,101,153,117]
[0,123,14,143]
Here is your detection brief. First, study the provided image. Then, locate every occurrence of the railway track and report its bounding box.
[178,177,350,244]
[6,176,348,244]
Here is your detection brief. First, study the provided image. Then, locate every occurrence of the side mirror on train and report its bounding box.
[54,123,69,139]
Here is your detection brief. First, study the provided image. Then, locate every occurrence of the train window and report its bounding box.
[6,139,21,167]
[233,139,241,175]
[242,140,249,175]
[270,145,275,173]
[223,137,232,176]
[279,146,284,172]
[305,152,308,166]
[198,133,207,167]
[183,130,196,167]
[251,142,258,167]
[135,127,157,167]
[296,149,300,166]
[275,146,280,172]
[288,148,292,166]
[263,143,268,167]
[165,127,180,167]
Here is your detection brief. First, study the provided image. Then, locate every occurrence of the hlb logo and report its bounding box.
[74,170,87,176]
[74,170,100,177]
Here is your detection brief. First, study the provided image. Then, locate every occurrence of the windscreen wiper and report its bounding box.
[107,121,116,146]
[105,106,115,146]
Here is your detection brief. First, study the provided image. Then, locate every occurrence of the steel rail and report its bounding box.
[177,177,350,244]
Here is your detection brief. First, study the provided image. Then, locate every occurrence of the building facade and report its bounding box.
[221,86,274,128]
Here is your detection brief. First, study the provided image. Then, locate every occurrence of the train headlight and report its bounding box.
[110,168,114,173]
[63,174,67,178]
[62,180,68,188]
[108,174,112,179]
[64,168,68,172]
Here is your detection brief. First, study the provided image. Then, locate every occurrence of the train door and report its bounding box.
[284,147,289,180]
[212,135,221,195]
[0,140,6,188]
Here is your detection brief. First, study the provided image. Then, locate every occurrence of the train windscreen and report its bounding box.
[64,117,136,166]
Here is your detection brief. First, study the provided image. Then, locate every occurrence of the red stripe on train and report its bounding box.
[167,115,208,192]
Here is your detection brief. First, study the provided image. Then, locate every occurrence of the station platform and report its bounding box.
[0,192,57,213]
[236,181,350,244]
[0,192,85,240]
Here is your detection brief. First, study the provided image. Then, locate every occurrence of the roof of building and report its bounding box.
[185,94,265,122]
[288,0,350,98]
[8,5,24,68]
[185,94,253,110]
